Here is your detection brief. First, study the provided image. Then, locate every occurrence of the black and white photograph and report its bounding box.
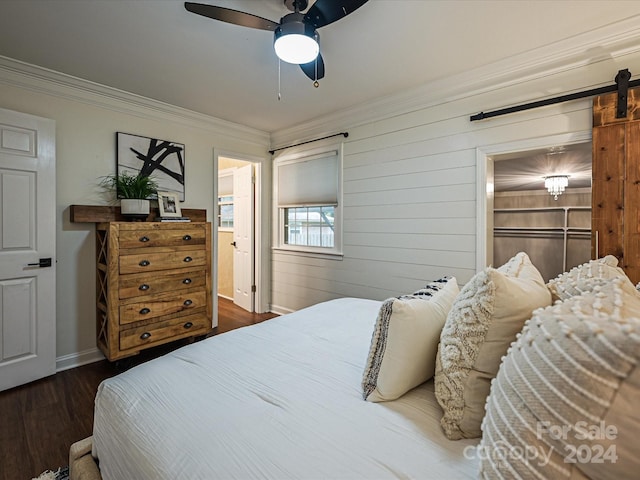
[157,191,182,217]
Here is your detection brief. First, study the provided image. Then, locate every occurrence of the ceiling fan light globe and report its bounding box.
[274,12,319,65]
[274,33,319,64]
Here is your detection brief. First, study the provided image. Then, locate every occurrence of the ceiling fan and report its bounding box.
[184,0,369,84]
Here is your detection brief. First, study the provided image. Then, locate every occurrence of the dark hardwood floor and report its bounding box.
[0,298,277,480]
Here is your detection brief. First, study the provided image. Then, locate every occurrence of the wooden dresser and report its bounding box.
[95,221,212,361]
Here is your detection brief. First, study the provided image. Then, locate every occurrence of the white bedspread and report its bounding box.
[92,298,479,479]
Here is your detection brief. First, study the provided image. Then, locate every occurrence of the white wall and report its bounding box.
[269,18,640,312]
[0,58,270,369]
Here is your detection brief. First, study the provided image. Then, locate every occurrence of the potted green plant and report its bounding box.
[101,172,158,215]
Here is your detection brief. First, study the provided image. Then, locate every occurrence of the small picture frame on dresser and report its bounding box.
[157,191,182,217]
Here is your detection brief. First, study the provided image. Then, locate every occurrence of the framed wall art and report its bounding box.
[157,191,182,217]
[117,132,185,201]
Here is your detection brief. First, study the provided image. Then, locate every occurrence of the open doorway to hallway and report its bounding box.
[217,156,255,312]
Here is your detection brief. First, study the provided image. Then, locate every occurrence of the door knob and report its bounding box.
[26,258,52,268]
[231,241,237,247]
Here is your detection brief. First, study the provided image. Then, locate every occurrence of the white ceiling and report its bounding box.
[1,1,639,133]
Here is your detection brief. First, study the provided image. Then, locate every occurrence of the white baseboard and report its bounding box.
[217,293,233,301]
[56,347,105,372]
[269,304,295,316]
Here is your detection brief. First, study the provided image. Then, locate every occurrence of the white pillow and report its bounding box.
[362,277,459,402]
[546,255,626,302]
[480,276,640,479]
[435,252,551,439]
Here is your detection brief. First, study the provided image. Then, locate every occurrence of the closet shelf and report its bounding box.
[494,229,591,238]
[494,204,592,273]
[494,226,591,232]
[494,206,591,213]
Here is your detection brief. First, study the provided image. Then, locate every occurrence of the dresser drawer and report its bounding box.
[118,225,206,249]
[120,249,206,274]
[119,268,206,299]
[120,313,209,351]
[119,290,207,325]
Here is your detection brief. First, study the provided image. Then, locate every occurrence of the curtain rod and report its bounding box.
[470,69,639,122]
[269,132,348,155]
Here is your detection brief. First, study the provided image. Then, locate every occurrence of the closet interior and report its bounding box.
[492,143,592,282]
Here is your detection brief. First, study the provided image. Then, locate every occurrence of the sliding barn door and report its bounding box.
[592,86,640,283]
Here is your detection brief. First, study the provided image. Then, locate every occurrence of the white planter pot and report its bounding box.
[120,199,150,215]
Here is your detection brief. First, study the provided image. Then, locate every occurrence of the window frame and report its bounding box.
[217,168,235,232]
[217,194,234,231]
[283,204,337,248]
[273,142,343,258]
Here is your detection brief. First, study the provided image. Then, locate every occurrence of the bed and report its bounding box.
[83,297,479,479]
[73,254,640,479]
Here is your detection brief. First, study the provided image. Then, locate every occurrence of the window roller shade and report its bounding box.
[218,173,233,197]
[278,151,338,207]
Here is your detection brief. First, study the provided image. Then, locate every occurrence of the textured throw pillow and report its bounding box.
[480,277,640,480]
[435,252,551,440]
[546,255,626,302]
[362,277,459,402]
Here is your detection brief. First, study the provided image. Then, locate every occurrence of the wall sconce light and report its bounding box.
[544,175,569,200]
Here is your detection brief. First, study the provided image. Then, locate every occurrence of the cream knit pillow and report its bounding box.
[435,252,551,440]
[362,277,459,402]
[480,276,640,479]
[546,255,626,302]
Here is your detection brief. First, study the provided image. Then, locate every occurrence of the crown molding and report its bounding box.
[0,55,270,147]
[270,15,640,148]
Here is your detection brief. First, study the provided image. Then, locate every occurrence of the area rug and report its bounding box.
[32,466,69,480]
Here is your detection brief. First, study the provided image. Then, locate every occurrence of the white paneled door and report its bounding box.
[0,108,56,392]
[232,163,254,312]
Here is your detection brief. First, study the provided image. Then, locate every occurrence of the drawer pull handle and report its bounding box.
[139,260,150,267]
[183,234,192,241]
[183,278,192,284]
[183,322,193,329]
[140,332,151,340]
[139,308,151,315]
[139,236,150,243]
[184,256,192,263]
[139,284,150,291]
[184,299,193,306]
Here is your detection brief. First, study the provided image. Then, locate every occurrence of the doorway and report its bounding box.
[476,131,592,277]
[492,144,592,281]
[216,154,262,314]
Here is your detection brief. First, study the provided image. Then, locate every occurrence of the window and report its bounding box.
[285,206,335,247]
[218,169,234,231]
[274,146,342,256]
[218,195,234,229]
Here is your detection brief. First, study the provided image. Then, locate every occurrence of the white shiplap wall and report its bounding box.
[270,22,640,313]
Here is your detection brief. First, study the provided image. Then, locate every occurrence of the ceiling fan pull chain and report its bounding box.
[278,58,282,101]
[314,58,319,88]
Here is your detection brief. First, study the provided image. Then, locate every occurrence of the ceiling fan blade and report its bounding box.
[184,2,279,31]
[304,0,369,29]
[300,53,325,81]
